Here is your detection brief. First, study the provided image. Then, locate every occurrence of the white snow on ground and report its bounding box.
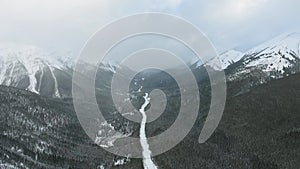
[244,51,295,73]
[113,157,130,166]
[35,141,51,154]
[219,50,244,68]
[206,50,244,70]
[95,121,132,148]
[38,68,44,92]
[6,61,16,85]
[242,33,300,73]
[139,93,158,169]
[0,44,71,96]
[98,165,105,169]
[0,161,18,169]
[101,61,119,73]
[0,58,6,84]
[246,33,300,55]
[138,86,143,92]
[48,65,60,97]
[204,32,300,74]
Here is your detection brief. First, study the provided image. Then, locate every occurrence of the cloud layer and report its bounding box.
[0,0,299,54]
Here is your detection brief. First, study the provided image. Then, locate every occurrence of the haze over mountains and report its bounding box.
[0,45,74,98]
[0,32,300,168]
[1,32,300,98]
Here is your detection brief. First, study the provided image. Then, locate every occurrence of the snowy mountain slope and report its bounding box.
[228,33,300,81]
[194,32,300,75]
[0,45,73,98]
[205,50,244,70]
[242,33,300,74]
[189,32,300,96]
[0,44,132,98]
[190,50,244,70]
[223,33,300,96]
[2,33,300,98]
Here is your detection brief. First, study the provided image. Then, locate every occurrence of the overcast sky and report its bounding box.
[0,0,300,55]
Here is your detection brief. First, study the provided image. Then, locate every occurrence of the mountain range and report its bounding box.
[1,33,300,98]
[0,45,73,98]
[1,32,300,168]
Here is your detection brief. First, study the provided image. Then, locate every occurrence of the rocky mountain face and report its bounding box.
[1,33,299,99]
[192,33,300,95]
[227,33,300,81]
[0,46,74,98]
[0,45,121,99]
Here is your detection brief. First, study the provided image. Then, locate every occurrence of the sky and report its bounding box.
[0,0,300,56]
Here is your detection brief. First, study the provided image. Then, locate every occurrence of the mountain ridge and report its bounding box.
[1,32,300,98]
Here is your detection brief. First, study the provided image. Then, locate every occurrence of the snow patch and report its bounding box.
[95,121,132,148]
[205,50,244,70]
[0,44,71,96]
[243,33,300,73]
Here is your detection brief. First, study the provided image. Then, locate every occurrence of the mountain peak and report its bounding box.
[240,32,300,74]
[0,44,74,97]
[204,49,244,70]
[246,32,300,55]
[0,45,74,69]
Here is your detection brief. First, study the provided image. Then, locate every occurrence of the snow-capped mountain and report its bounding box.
[242,33,300,73]
[0,45,73,98]
[2,33,300,98]
[228,33,300,81]
[101,61,120,73]
[199,32,300,76]
[189,32,300,95]
[219,32,300,96]
[0,44,132,98]
[206,50,244,70]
